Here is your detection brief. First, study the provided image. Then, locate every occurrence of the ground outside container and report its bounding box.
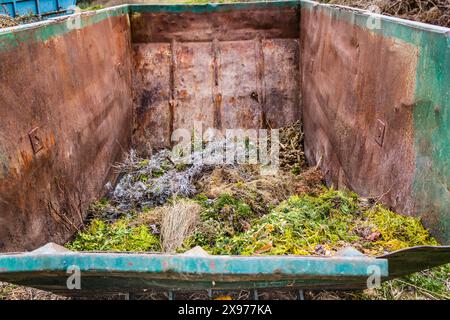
[0,0,76,18]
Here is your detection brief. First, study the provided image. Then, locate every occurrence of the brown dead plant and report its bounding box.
[160,199,201,253]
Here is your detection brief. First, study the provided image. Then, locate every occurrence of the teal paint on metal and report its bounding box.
[410,30,449,244]
[128,1,300,14]
[0,251,388,292]
[0,252,387,277]
[0,5,129,52]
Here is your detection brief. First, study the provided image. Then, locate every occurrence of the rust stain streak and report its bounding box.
[212,38,222,129]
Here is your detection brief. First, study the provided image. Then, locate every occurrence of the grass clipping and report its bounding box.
[185,189,437,256]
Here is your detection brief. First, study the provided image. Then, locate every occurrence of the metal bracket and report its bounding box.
[379,245,450,278]
[28,127,44,154]
[375,119,386,147]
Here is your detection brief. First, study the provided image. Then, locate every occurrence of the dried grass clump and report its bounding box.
[0,14,18,28]
[324,0,449,27]
[0,13,41,29]
[0,282,66,300]
[160,200,201,253]
[272,121,306,172]
[197,166,324,216]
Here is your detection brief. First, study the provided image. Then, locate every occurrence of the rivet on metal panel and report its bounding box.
[115,62,125,77]
[375,119,386,147]
[309,58,315,73]
[250,91,259,102]
[28,127,44,154]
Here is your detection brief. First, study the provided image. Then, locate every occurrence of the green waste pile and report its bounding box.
[59,120,449,300]
[67,122,438,257]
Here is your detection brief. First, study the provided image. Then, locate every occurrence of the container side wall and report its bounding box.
[299,1,449,244]
[130,6,301,152]
[0,9,133,251]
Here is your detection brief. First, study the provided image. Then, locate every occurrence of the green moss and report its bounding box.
[81,5,103,11]
[184,194,258,251]
[175,163,189,171]
[291,164,301,175]
[151,168,165,178]
[66,219,160,252]
[194,193,209,205]
[138,159,149,168]
[201,193,255,223]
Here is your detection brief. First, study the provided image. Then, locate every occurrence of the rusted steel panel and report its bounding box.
[133,43,172,153]
[174,41,216,130]
[131,8,299,43]
[301,9,418,217]
[131,9,301,149]
[263,38,301,128]
[219,40,262,130]
[0,14,133,252]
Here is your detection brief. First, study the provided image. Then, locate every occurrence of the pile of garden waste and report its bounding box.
[66,121,438,256]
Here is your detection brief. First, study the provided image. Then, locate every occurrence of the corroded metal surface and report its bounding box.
[300,8,419,220]
[0,245,388,294]
[131,8,300,151]
[131,9,300,43]
[0,14,133,251]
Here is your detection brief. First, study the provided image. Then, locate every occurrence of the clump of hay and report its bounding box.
[160,200,201,253]
[0,13,41,29]
[196,166,324,216]
[324,0,450,28]
[277,120,306,172]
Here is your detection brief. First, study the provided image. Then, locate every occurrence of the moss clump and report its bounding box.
[175,163,189,172]
[151,168,165,178]
[200,193,256,233]
[185,194,258,251]
[184,189,437,256]
[66,218,160,252]
[291,164,302,175]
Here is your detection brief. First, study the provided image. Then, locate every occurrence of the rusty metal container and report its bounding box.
[0,2,448,294]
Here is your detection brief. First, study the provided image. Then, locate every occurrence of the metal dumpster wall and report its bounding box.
[0,7,133,251]
[299,1,449,244]
[129,2,301,152]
